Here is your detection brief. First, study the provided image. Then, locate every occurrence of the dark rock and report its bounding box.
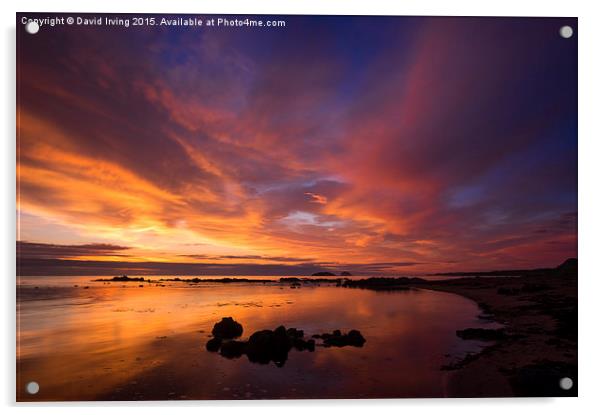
[292,337,315,352]
[347,330,366,346]
[245,330,274,359]
[219,340,246,359]
[207,320,358,367]
[205,337,222,352]
[286,328,304,338]
[211,317,243,339]
[274,325,287,337]
[318,329,366,347]
[246,328,291,367]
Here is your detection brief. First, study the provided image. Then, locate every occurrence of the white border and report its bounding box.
[3,1,602,414]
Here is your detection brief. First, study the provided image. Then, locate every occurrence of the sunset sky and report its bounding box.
[17,15,577,276]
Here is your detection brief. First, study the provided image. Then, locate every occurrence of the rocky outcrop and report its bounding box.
[205,319,362,367]
[211,317,243,339]
[205,337,222,352]
[313,329,366,347]
[219,340,246,359]
[245,326,315,366]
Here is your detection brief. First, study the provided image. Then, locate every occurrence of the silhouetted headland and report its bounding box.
[432,258,577,277]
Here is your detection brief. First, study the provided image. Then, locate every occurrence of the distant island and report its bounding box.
[311,271,336,276]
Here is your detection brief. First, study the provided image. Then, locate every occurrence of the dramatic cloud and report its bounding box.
[16,15,577,275]
[17,241,132,259]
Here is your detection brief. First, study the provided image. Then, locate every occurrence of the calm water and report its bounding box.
[17,276,499,400]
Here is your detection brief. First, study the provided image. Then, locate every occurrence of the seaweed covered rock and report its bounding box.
[211,317,243,339]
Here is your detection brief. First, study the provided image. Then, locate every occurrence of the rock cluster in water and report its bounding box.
[205,318,365,367]
[312,329,366,347]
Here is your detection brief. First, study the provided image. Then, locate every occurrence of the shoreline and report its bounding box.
[412,273,577,397]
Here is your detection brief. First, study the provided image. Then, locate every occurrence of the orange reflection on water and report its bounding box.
[17,280,496,400]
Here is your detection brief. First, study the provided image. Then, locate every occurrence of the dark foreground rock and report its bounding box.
[245,326,315,366]
[211,317,243,339]
[313,329,366,347]
[206,320,360,367]
[205,337,222,352]
[219,340,247,359]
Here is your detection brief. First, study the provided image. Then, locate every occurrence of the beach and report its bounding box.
[16,260,576,400]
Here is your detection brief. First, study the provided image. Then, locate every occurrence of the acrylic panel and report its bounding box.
[16,13,577,401]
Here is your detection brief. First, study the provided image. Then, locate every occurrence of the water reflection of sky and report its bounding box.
[17,281,498,400]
